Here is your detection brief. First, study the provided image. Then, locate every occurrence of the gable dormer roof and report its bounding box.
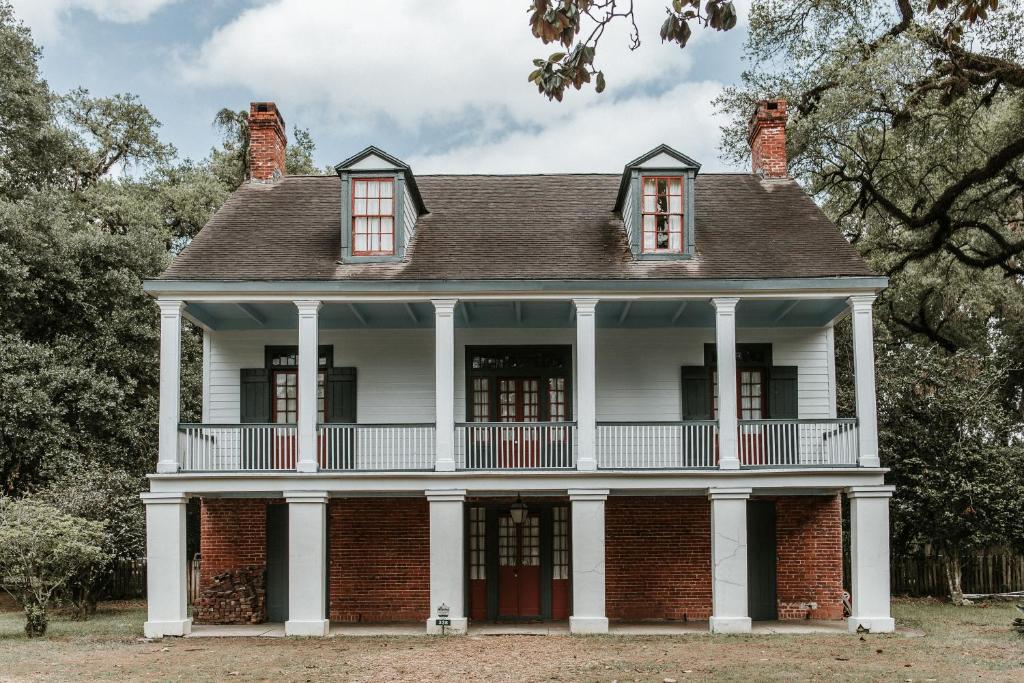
[334,145,428,215]
[614,144,701,212]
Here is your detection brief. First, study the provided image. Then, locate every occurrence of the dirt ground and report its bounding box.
[0,599,1021,682]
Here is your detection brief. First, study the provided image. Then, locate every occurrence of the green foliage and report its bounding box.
[0,497,108,636]
[212,107,319,189]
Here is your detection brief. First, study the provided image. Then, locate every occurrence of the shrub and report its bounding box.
[0,497,108,637]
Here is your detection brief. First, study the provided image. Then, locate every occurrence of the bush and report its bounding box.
[36,463,145,618]
[0,497,108,637]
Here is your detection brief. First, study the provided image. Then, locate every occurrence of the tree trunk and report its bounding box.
[24,602,47,637]
[943,546,966,606]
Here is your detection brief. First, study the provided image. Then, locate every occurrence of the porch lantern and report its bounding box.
[509,495,528,525]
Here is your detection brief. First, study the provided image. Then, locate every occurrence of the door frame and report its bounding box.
[464,345,573,423]
[464,501,569,622]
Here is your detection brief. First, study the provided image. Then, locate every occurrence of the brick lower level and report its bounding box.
[197,497,429,625]
[197,494,843,625]
[605,495,843,621]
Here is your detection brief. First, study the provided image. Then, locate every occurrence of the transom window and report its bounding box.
[641,176,684,253]
[352,178,395,256]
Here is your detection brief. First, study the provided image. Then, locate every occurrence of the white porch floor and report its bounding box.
[186,620,853,638]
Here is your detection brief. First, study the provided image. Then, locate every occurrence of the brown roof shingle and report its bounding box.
[161,173,875,281]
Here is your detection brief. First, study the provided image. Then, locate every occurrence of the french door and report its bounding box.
[712,368,767,464]
[497,378,541,467]
[497,513,542,618]
[270,369,326,468]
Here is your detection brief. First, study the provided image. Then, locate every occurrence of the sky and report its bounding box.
[10,0,753,174]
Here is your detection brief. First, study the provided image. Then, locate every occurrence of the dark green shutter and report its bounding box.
[326,367,357,423]
[240,369,270,422]
[240,369,270,469]
[768,366,798,419]
[326,368,356,470]
[681,366,712,419]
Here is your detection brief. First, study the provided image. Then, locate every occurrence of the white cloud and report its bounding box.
[181,0,714,129]
[408,80,733,174]
[11,0,179,42]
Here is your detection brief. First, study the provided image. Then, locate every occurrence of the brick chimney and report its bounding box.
[748,98,787,178]
[249,102,287,182]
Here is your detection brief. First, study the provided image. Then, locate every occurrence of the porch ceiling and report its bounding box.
[183,298,850,331]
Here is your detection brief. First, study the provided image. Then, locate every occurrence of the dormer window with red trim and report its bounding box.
[641,176,684,253]
[352,178,395,256]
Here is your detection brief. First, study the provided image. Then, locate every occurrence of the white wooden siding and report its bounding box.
[204,327,834,424]
[621,181,636,248]
[403,183,417,250]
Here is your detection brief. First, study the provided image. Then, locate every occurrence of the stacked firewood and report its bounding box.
[193,566,266,624]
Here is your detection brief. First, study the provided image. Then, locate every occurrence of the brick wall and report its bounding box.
[606,496,712,621]
[328,498,430,623]
[748,98,788,178]
[199,498,268,590]
[775,495,844,620]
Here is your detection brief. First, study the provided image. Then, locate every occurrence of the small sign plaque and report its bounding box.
[435,618,452,626]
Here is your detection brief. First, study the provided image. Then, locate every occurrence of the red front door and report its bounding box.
[498,513,542,618]
[497,378,541,468]
[271,369,327,468]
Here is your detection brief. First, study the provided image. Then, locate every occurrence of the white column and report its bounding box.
[433,299,457,472]
[426,489,467,634]
[284,491,329,636]
[142,492,191,637]
[156,300,184,474]
[573,298,599,471]
[847,485,896,633]
[712,297,740,470]
[295,300,322,473]
[708,487,751,633]
[569,488,609,633]
[849,295,880,468]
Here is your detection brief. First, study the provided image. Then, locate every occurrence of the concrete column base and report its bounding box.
[709,616,752,634]
[569,616,609,634]
[285,619,330,636]
[425,617,468,634]
[143,618,192,638]
[847,616,895,633]
[295,461,318,473]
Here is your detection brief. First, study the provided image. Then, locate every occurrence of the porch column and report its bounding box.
[295,300,321,473]
[142,492,191,637]
[433,299,457,472]
[156,300,184,473]
[847,485,896,633]
[849,295,880,467]
[426,489,467,633]
[569,488,609,633]
[573,298,599,471]
[712,297,740,470]
[284,491,329,636]
[708,487,751,633]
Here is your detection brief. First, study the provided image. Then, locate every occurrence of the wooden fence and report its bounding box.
[892,550,1024,596]
[104,555,201,604]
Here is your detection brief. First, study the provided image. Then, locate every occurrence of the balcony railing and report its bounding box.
[179,424,297,472]
[178,423,435,472]
[177,418,859,472]
[737,418,859,467]
[318,424,435,471]
[455,422,577,470]
[596,421,718,469]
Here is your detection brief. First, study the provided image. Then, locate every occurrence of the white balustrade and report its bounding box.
[737,419,859,467]
[178,424,297,471]
[318,424,436,471]
[596,421,718,469]
[455,422,577,470]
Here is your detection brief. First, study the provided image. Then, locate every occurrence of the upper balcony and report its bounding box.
[154,294,881,477]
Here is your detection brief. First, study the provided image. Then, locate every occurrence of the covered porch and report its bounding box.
[153,291,883,475]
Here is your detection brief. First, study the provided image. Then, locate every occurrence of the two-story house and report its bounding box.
[141,100,895,638]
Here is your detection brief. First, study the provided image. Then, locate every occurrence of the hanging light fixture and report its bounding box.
[509,494,528,525]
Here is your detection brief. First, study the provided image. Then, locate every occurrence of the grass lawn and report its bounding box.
[0,598,1022,681]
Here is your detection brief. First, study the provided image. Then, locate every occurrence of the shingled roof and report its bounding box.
[161,173,875,281]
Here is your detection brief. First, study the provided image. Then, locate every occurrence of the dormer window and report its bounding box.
[614,145,700,260]
[352,178,395,256]
[641,176,684,253]
[335,146,428,263]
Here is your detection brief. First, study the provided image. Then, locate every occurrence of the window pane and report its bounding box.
[643,178,657,194]
[670,178,682,194]
[380,180,393,198]
[354,198,366,215]
[669,194,682,213]
[670,232,682,251]
[643,232,655,250]
[380,233,393,253]
[354,181,367,198]
[367,198,379,215]
[367,180,379,197]
[381,217,393,235]
[380,198,393,216]
[354,234,367,252]
[642,194,656,212]
[354,217,367,234]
